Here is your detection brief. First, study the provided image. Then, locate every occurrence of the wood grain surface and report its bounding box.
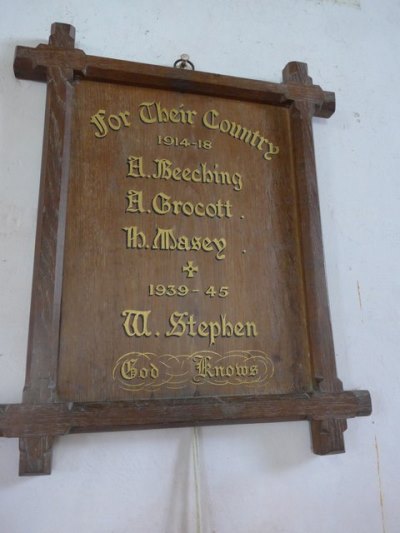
[57,82,311,401]
[0,23,371,473]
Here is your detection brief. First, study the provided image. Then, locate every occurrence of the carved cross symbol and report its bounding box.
[182,260,199,278]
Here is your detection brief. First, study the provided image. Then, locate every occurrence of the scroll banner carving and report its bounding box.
[0,22,371,475]
[112,351,275,392]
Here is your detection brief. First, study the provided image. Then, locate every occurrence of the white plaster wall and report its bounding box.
[0,1,398,532]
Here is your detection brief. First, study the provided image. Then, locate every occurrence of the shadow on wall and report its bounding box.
[164,428,194,533]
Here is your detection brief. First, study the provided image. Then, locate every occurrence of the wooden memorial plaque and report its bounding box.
[0,23,371,475]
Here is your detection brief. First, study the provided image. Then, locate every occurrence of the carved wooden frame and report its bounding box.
[0,23,371,475]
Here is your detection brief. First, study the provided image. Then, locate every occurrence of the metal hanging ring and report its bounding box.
[173,54,195,70]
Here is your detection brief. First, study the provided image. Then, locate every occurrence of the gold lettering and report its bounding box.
[120,358,159,381]
[149,363,159,379]
[151,227,226,260]
[165,311,187,338]
[225,365,235,377]
[155,102,169,123]
[214,365,225,377]
[234,322,245,336]
[119,111,131,127]
[152,227,176,251]
[138,102,197,125]
[191,354,262,383]
[169,108,180,123]
[250,365,259,376]
[165,312,258,345]
[215,239,226,260]
[90,109,131,138]
[151,192,170,215]
[193,355,214,378]
[197,321,211,340]
[263,143,280,160]
[211,321,223,345]
[220,314,233,337]
[235,364,249,377]
[122,226,146,249]
[249,130,262,147]
[153,159,172,179]
[90,109,108,138]
[108,114,122,131]
[130,158,243,192]
[219,119,231,133]
[121,358,138,379]
[114,352,271,392]
[172,167,182,180]
[138,102,157,123]
[230,123,253,143]
[202,109,219,129]
[202,109,279,161]
[121,310,152,337]
[182,168,191,181]
[190,237,201,252]
[256,137,267,150]
[246,322,258,337]
[127,156,145,178]
[126,190,145,213]
[201,237,213,253]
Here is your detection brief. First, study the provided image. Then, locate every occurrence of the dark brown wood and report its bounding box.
[283,62,347,453]
[0,23,371,474]
[13,46,335,119]
[19,436,54,476]
[0,391,371,438]
[18,22,75,475]
[57,82,311,402]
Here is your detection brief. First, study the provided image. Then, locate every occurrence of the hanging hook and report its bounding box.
[173,54,195,70]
